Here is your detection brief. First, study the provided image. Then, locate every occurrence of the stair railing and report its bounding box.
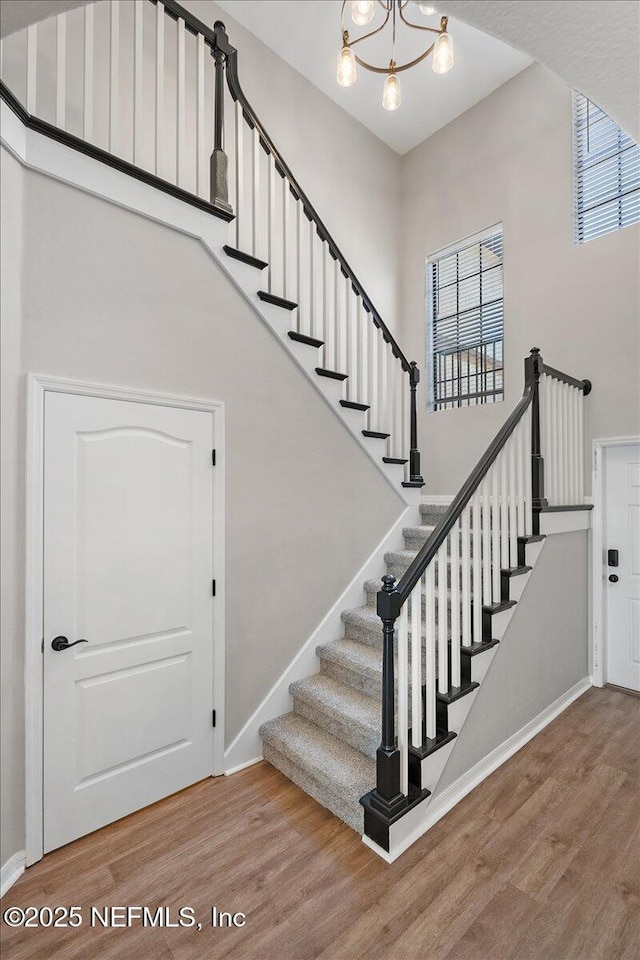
[362,348,591,848]
[0,0,424,485]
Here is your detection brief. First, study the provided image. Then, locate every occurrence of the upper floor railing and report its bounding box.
[0,0,423,484]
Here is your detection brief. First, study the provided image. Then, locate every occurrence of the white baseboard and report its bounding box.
[376,676,592,863]
[223,502,420,772]
[224,756,263,777]
[1,850,26,898]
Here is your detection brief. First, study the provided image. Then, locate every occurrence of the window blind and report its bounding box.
[574,92,640,243]
[428,227,504,412]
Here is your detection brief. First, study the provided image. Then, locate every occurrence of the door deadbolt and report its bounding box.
[608,574,619,584]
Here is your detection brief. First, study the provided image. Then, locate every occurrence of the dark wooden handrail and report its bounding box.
[542,364,592,394]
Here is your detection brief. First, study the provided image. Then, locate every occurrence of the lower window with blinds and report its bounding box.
[427,225,504,412]
[574,92,640,244]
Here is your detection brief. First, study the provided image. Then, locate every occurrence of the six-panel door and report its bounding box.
[43,392,216,852]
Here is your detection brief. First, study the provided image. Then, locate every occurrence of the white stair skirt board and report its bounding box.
[0,106,414,506]
[224,502,421,772]
[364,677,592,863]
[1,850,26,898]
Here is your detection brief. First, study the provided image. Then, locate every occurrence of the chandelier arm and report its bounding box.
[397,4,444,35]
[354,40,436,74]
[342,7,392,49]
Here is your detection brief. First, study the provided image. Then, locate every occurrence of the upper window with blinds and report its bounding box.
[427,225,504,412]
[574,92,640,243]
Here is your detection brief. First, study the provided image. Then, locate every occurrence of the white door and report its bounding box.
[43,391,217,852]
[605,443,640,692]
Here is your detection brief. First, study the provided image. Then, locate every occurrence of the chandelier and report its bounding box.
[337,1,454,111]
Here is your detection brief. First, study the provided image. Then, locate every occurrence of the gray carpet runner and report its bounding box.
[260,503,447,833]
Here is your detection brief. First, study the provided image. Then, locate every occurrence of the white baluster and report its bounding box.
[461,503,471,649]
[233,101,243,248]
[425,565,436,740]
[437,541,448,693]
[335,259,345,377]
[267,155,276,293]
[570,386,578,502]
[56,14,66,129]
[508,434,517,567]
[524,404,533,536]
[309,223,316,339]
[491,461,500,601]
[176,18,186,187]
[450,519,460,688]
[282,178,290,301]
[410,580,422,749]
[368,319,379,431]
[133,2,144,165]
[499,449,509,571]
[562,381,569,503]
[481,477,491,606]
[196,33,206,197]
[516,415,526,535]
[577,388,585,502]
[295,200,304,335]
[322,244,331,370]
[472,489,482,643]
[549,377,558,505]
[155,2,165,179]
[109,2,119,153]
[250,127,260,256]
[379,334,389,435]
[83,6,94,141]
[542,376,551,502]
[397,602,409,797]
[359,304,369,407]
[26,24,37,115]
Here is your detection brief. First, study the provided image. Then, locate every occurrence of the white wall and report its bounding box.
[438,529,589,791]
[0,153,404,866]
[398,63,640,495]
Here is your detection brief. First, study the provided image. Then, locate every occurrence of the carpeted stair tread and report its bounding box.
[259,713,375,832]
[290,675,379,757]
[317,638,382,696]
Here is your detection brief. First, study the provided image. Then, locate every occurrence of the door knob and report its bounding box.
[608,574,619,583]
[51,636,89,652]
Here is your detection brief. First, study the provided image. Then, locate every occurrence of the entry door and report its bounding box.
[43,391,216,852]
[605,443,640,692]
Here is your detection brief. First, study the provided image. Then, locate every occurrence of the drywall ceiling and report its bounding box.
[437,0,639,143]
[215,1,532,154]
[1,0,638,145]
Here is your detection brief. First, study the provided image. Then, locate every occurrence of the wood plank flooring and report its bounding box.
[2,685,639,960]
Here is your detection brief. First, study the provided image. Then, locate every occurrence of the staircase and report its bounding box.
[260,502,446,833]
[0,1,593,862]
[260,501,548,839]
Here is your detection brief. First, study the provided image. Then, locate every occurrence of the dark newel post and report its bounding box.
[525,347,548,533]
[408,362,424,486]
[369,575,406,817]
[210,22,233,216]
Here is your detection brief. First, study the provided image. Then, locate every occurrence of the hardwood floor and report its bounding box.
[2,686,639,960]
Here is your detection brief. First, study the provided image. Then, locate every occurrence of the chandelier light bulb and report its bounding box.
[351,0,375,26]
[432,30,454,74]
[337,45,357,87]
[382,72,401,111]
[419,3,437,14]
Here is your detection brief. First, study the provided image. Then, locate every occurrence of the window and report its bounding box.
[427,225,504,412]
[574,92,640,243]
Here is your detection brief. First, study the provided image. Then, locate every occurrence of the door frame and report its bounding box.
[591,435,640,689]
[25,374,226,865]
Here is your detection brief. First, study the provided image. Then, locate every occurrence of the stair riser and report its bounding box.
[318,653,427,701]
[419,505,450,526]
[262,742,364,833]
[292,695,378,760]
